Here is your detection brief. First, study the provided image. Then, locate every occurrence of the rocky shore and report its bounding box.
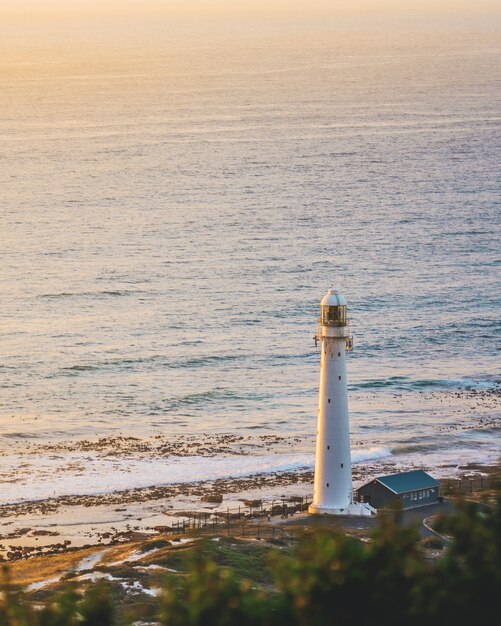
[1,460,498,562]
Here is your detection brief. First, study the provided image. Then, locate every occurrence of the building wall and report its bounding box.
[357,481,396,509]
[399,486,439,508]
[357,482,439,510]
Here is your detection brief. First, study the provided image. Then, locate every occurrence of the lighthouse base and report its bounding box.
[308,502,375,517]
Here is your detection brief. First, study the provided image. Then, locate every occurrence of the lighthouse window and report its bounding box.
[338,352,341,357]
[321,304,347,327]
[339,376,341,380]
[326,483,329,488]
[327,445,330,450]
[340,463,344,468]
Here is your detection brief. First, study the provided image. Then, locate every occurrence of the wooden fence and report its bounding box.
[440,474,499,495]
[168,497,311,540]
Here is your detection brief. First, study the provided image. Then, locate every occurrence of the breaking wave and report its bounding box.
[352,446,392,463]
[0,445,395,504]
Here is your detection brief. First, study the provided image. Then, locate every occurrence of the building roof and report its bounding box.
[366,470,439,495]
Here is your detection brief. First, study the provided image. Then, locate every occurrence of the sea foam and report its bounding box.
[0,445,393,504]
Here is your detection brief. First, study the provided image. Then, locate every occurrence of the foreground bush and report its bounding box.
[1,496,499,626]
[0,579,113,626]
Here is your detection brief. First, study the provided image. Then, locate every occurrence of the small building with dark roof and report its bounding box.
[356,470,440,510]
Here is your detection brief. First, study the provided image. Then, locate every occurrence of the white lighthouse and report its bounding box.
[309,287,373,516]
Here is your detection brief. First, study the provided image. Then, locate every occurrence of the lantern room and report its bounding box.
[320,288,348,327]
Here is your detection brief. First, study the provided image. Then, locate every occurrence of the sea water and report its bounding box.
[0,19,499,503]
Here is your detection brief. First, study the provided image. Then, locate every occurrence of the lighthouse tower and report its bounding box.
[309,287,373,516]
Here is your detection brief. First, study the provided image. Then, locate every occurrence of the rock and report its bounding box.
[243,499,262,508]
[201,493,223,503]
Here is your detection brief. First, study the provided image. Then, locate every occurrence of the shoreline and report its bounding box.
[1,460,498,562]
[1,384,498,505]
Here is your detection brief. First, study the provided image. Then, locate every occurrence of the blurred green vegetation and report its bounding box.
[1,496,499,626]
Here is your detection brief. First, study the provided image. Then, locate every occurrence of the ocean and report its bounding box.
[1,19,499,504]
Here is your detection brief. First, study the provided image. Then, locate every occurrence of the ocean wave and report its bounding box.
[51,354,245,377]
[150,388,270,412]
[352,446,392,463]
[172,355,243,369]
[392,443,448,455]
[392,430,500,456]
[40,290,145,299]
[1,438,497,504]
[0,446,392,503]
[351,376,500,392]
[61,365,99,373]
[0,452,314,503]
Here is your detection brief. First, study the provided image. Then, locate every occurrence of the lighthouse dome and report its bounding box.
[320,287,346,307]
[320,287,348,327]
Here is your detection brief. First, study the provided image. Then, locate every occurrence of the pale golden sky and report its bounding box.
[3,0,500,19]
